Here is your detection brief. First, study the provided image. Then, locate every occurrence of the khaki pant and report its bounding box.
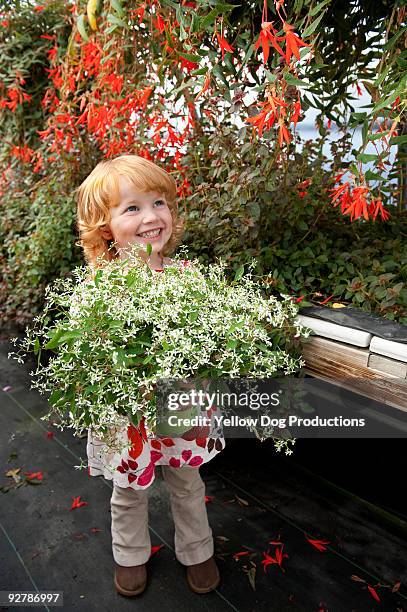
[110,465,214,567]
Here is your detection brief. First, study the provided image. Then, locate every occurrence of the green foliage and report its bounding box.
[0,169,82,325]
[0,0,405,330]
[180,125,407,324]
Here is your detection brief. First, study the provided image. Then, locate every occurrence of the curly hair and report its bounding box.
[74,154,184,269]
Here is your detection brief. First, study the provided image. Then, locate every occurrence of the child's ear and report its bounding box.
[100,225,113,240]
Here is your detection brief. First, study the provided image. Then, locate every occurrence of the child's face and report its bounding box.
[101,176,173,259]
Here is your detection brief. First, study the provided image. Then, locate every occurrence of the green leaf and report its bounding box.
[368,132,387,141]
[372,89,399,113]
[107,13,127,28]
[349,111,367,124]
[44,329,64,350]
[94,269,103,286]
[264,70,277,83]
[383,25,407,51]
[77,14,89,41]
[172,78,195,96]
[111,0,124,16]
[364,170,384,181]
[302,13,325,38]
[236,43,254,78]
[361,120,368,143]
[309,0,331,17]
[212,63,229,87]
[374,65,390,88]
[146,243,152,256]
[234,265,244,281]
[226,339,238,349]
[356,153,378,163]
[178,51,202,63]
[199,1,238,29]
[189,12,199,34]
[284,72,308,87]
[390,135,407,146]
[349,163,360,177]
[200,8,221,29]
[44,329,81,349]
[191,67,208,76]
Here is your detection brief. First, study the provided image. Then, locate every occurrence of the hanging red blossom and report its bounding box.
[282,21,311,63]
[216,32,235,61]
[254,22,284,63]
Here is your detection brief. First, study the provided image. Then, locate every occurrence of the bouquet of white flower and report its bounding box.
[9,250,311,449]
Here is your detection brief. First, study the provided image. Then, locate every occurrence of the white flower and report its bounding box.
[8,253,309,453]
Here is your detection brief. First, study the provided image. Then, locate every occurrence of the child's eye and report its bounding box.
[126,205,139,212]
[154,200,165,207]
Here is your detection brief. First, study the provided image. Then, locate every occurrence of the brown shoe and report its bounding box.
[114,563,147,597]
[186,556,220,594]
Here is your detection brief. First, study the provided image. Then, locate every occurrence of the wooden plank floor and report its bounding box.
[1,336,406,612]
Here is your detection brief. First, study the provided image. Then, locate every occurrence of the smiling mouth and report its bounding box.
[137,228,163,238]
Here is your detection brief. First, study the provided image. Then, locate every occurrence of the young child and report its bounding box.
[75,154,224,597]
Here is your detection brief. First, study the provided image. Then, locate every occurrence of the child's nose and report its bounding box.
[142,208,160,223]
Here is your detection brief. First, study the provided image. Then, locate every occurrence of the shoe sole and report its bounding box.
[186,569,221,594]
[114,572,147,597]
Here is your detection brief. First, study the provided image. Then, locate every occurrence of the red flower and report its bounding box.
[371,197,390,221]
[306,536,330,552]
[367,585,380,602]
[46,431,54,439]
[195,72,211,101]
[233,551,250,560]
[24,471,43,481]
[261,545,289,573]
[278,123,291,146]
[153,14,165,34]
[282,22,311,63]
[70,496,88,510]
[291,100,302,126]
[319,294,334,305]
[254,22,284,63]
[216,33,234,61]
